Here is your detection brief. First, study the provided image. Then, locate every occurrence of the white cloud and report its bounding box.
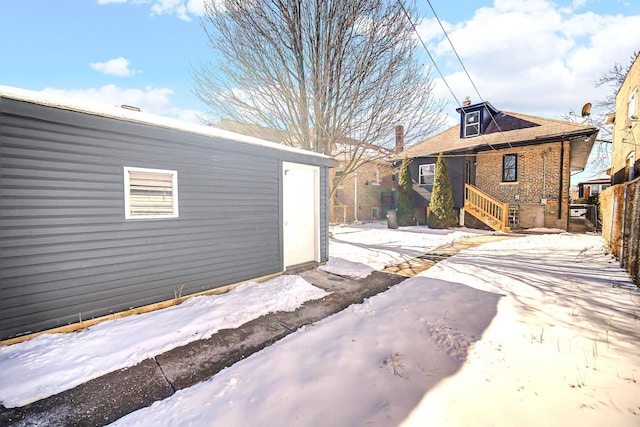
[90,57,141,77]
[40,85,204,124]
[186,0,206,16]
[96,0,207,21]
[426,0,640,119]
[151,0,191,21]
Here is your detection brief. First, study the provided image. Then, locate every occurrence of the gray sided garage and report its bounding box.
[0,86,335,341]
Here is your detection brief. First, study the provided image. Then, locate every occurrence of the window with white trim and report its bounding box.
[629,87,638,119]
[372,168,381,185]
[464,111,480,137]
[419,163,435,186]
[124,167,179,219]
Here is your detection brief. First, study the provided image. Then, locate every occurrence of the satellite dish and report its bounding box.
[581,102,592,117]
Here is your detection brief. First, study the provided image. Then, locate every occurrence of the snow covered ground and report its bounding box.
[0,276,329,407]
[321,223,480,277]
[108,225,639,427]
[2,224,639,427]
[0,223,471,408]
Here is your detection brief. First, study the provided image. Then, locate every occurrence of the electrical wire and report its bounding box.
[424,0,508,139]
[397,0,500,150]
[396,1,461,110]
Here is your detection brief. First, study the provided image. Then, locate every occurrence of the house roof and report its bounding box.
[401,110,598,171]
[578,177,611,186]
[0,85,334,161]
[214,118,393,163]
[214,118,290,143]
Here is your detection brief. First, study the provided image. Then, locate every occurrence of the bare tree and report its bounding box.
[193,0,445,190]
[595,51,638,111]
[563,52,638,174]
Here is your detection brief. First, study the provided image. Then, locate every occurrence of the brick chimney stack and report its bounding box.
[462,96,472,107]
[395,125,404,154]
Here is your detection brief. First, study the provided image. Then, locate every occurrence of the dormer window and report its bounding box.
[464,111,480,137]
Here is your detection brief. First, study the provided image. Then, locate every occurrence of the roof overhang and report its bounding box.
[402,128,598,172]
[569,131,598,172]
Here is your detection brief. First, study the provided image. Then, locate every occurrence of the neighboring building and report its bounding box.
[399,99,598,231]
[213,118,397,223]
[577,176,611,201]
[0,86,336,341]
[333,157,395,223]
[214,118,290,144]
[607,53,640,185]
[600,53,640,287]
[331,129,400,223]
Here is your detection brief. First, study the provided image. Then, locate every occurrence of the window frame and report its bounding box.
[124,166,179,220]
[333,170,345,188]
[371,168,381,186]
[627,151,636,181]
[419,163,436,186]
[629,86,638,119]
[464,111,480,137]
[502,154,518,183]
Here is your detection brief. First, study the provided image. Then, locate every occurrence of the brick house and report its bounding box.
[398,100,598,231]
[332,158,395,223]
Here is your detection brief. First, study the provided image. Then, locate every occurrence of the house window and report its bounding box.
[464,111,480,137]
[124,167,179,219]
[334,170,345,188]
[419,163,436,186]
[372,168,381,185]
[627,152,636,181]
[502,154,517,182]
[629,87,638,119]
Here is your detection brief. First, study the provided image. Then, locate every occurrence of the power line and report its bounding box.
[424,0,483,107]
[424,0,505,136]
[397,0,500,150]
[396,0,462,111]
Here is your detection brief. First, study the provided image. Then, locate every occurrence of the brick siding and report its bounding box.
[475,141,571,229]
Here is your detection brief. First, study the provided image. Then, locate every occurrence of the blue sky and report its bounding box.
[2,0,639,147]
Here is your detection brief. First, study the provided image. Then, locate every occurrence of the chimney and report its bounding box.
[462,96,471,107]
[395,125,404,154]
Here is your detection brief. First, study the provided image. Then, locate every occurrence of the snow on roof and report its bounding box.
[0,85,333,161]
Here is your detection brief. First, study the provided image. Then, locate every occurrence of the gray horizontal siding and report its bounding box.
[0,97,332,340]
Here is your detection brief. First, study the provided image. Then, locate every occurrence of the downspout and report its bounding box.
[558,141,564,221]
[541,150,547,202]
[354,170,358,222]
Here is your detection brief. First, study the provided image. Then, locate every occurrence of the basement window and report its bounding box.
[502,154,517,182]
[124,167,179,219]
[508,207,520,228]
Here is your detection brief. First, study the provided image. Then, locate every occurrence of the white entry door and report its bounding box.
[283,162,319,268]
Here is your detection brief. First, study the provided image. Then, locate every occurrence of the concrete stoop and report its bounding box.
[0,234,509,426]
